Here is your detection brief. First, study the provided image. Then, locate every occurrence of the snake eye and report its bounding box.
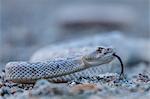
[96,47,104,53]
[107,48,112,52]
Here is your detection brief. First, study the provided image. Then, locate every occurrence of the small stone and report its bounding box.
[70,83,99,94]
[34,79,50,88]
[136,73,150,83]
[2,69,5,73]
[0,87,11,96]
[0,82,3,88]
[30,79,69,96]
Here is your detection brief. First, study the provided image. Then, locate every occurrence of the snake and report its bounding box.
[5,32,150,84]
[5,47,124,84]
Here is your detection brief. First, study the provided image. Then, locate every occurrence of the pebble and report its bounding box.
[0,87,11,96]
[0,82,3,88]
[70,83,99,94]
[137,74,150,83]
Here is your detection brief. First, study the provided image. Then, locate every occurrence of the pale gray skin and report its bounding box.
[29,33,150,81]
[5,47,115,84]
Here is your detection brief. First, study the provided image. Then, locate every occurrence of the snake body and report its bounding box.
[5,32,150,84]
[5,47,115,83]
[5,59,84,83]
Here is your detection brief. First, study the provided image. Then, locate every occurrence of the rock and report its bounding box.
[87,95,103,99]
[34,79,51,88]
[0,87,11,96]
[56,4,136,31]
[136,74,150,83]
[0,82,3,88]
[30,79,69,96]
[70,83,99,94]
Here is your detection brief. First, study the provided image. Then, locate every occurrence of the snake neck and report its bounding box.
[81,57,92,68]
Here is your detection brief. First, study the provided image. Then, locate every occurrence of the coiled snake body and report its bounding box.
[5,32,150,84]
[5,47,123,83]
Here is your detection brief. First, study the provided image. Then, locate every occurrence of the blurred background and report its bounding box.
[0,0,149,69]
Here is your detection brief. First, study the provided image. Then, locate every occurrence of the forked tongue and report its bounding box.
[113,53,124,80]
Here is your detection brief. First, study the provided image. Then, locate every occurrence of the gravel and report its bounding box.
[0,63,149,99]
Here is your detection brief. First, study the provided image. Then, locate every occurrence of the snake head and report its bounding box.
[83,47,115,66]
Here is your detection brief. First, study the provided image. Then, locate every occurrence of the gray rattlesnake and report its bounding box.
[5,32,149,83]
[5,47,124,83]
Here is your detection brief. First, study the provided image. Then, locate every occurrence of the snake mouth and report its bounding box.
[113,53,124,79]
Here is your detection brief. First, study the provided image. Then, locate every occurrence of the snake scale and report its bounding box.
[5,47,124,83]
[5,32,150,84]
